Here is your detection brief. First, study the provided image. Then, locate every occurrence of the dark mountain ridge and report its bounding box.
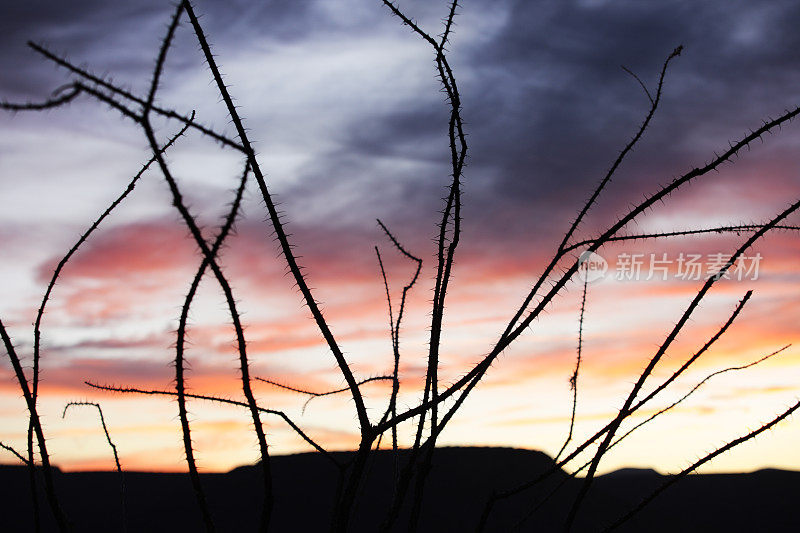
[2,447,797,531]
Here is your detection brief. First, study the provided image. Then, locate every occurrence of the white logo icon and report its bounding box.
[577,250,607,283]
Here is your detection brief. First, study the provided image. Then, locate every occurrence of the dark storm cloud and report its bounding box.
[239,0,800,254]
[0,1,161,97]
[341,103,449,164]
[3,0,799,257]
[0,0,321,98]
[459,0,800,220]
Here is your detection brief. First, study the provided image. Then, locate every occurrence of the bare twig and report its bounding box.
[606,344,790,464]
[62,402,126,532]
[562,224,800,255]
[480,288,754,529]
[498,47,682,353]
[32,116,192,400]
[0,319,69,531]
[565,198,800,529]
[375,220,423,437]
[171,159,250,533]
[621,65,654,104]
[27,42,244,151]
[180,4,374,529]
[0,83,82,111]
[512,344,789,531]
[84,382,339,466]
[377,3,469,528]
[257,375,393,414]
[555,276,589,463]
[137,7,221,531]
[375,97,800,442]
[183,0,370,442]
[0,441,30,465]
[604,397,800,531]
[374,220,424,517]
[439,0,460,49]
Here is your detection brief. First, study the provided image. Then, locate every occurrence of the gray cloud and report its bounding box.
[2,0,799,263]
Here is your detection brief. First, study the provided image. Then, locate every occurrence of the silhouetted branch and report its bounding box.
[61,401,122,473]
[621,65,654,104]
[618,344,789,454]
[377,2,468,528]
[375,221,423,427]
[565,196,800,529]
[416,15,470,533]
[172,156,250,533]
[0,318,69,531]
[7,84,190,533]
[84,382,338,466]
[480,288,754,530]
[625,290,753,416]
[180,4,373,529]
[373,248,398,467]
[555,276,589,464]
[512,344,789,531]
[40,19,266,528]
[256,375,393,414]
[381,1,440,49]
[32,116,193,405]
[583,343,790,478]
[182,1,369,443]
[378,46,684,439]
[136,7,234,531]
[439,0,459,49]
[73,82,142,123]
[0,441,30,465]
[563,46,682,253]
[604,397,800,531]
[27,42,244,151]
[62,402,126,532]
[377,97,800,442]
[562,224,800,255]
[0,83,81,111]
[145,3,185,110]
[497,47,681,355]
[374,219,424,515]
[376,248,395,346]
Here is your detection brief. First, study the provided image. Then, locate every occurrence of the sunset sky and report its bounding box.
[1,0,799,477]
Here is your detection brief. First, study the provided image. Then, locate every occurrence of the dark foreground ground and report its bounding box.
[1,447,798,532]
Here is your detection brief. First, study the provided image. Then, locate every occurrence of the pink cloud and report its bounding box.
[36,220,198,284]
